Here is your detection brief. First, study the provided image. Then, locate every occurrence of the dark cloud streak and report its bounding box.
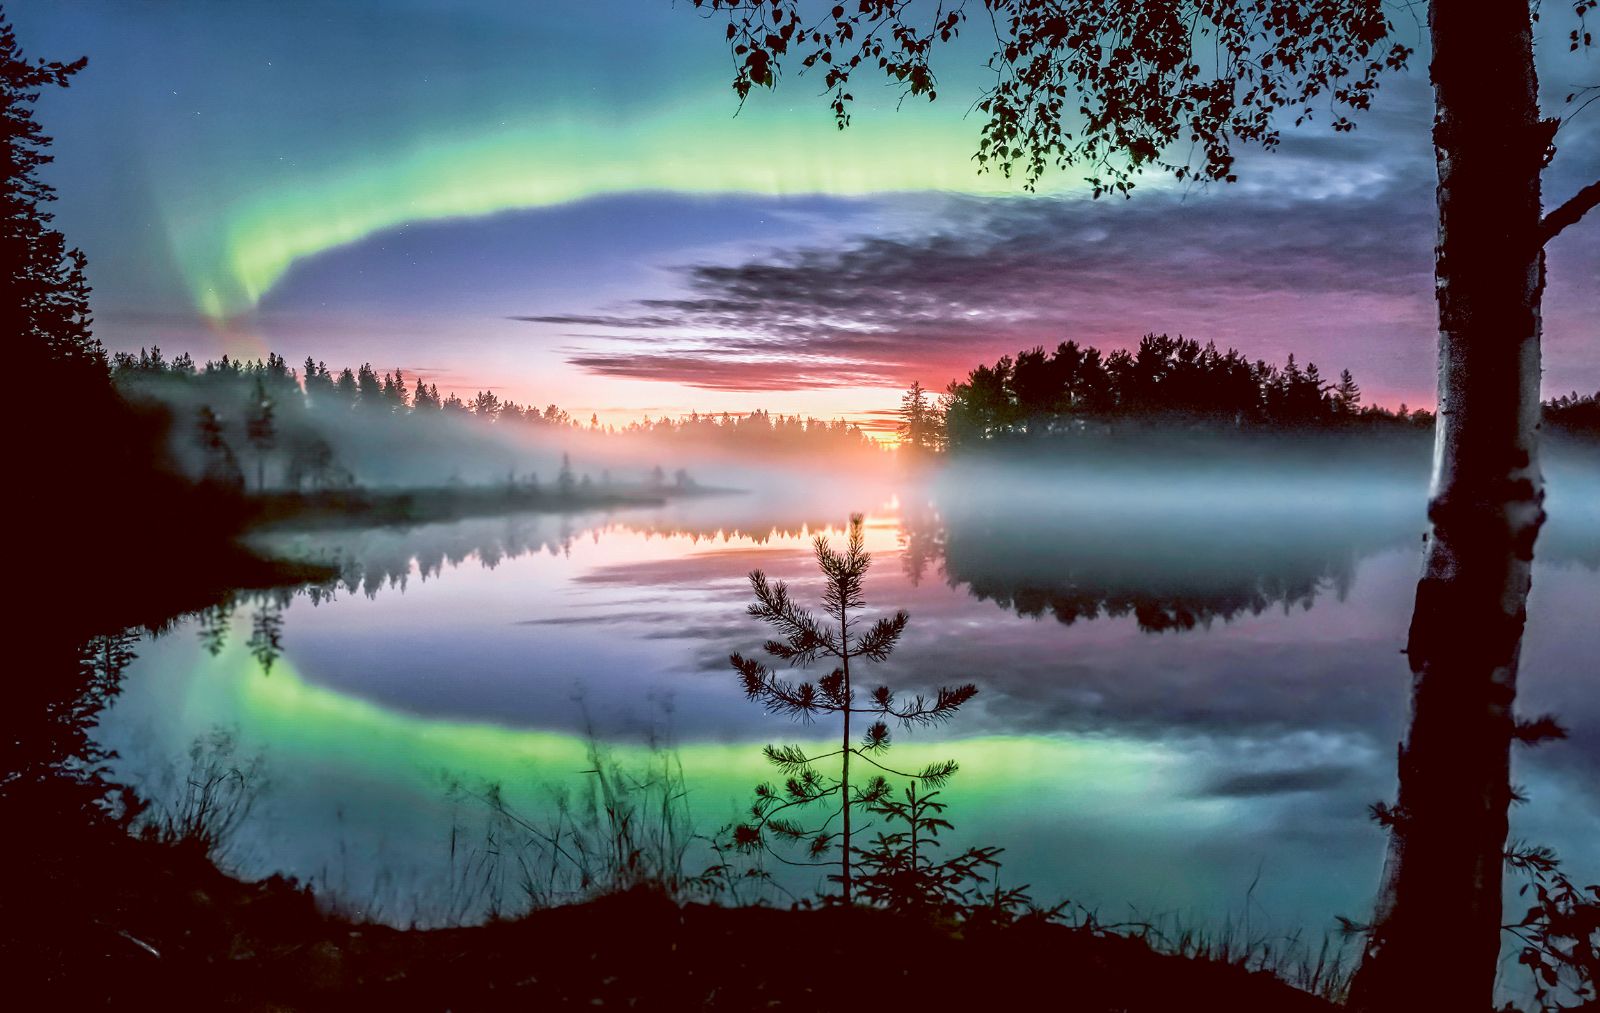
[521,155,1448,398]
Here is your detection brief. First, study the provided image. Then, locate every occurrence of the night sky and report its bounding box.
[16,1,1599,429]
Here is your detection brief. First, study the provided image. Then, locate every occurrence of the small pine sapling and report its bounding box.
[728,513,977,904]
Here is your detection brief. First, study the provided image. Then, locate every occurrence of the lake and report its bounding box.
[94,459,1600,968]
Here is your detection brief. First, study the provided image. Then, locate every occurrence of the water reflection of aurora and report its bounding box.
[200,641,1193,830]
[125,628,1253,923]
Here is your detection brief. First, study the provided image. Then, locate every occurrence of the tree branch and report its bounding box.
[1542,179,1600,244]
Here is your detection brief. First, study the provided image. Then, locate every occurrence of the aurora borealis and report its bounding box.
[14,0,1599,424]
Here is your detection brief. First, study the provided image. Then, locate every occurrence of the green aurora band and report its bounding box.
[175,110,1038,320]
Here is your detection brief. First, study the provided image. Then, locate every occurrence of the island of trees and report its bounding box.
[895,334,1597,455]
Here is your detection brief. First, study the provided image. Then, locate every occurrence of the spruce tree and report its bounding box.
[356,363,383,409]
[897,379,945,455]
[4,17,95,376]
[334,367,358,408]
[1335,369,1363,415]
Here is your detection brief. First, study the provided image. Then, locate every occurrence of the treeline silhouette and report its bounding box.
[111,347,879,494]
[929,335,1432,450]
[112,347,584,430]
[912,335,1600,453]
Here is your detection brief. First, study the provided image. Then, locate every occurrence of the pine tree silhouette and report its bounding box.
[852,781,1031,919]
[729,513,977,903]
[898,380,938,454]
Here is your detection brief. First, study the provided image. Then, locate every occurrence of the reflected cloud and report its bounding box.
[92,471,1600,941]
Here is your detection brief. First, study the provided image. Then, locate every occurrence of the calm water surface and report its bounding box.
[96,466,1600,958]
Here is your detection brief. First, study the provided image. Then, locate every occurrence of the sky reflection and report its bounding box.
[97,483,1600,946]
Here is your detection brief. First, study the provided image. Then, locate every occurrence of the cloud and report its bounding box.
[561,349,904,391]
[515,81,1599,403]
[518,146,1449,397]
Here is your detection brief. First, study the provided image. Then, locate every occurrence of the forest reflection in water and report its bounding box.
[94,465,1600,936]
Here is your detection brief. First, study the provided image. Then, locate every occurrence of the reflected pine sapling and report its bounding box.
[852,781,1026,921]
[729,513,977,904]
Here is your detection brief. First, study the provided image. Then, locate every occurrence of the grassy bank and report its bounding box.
[10,831,1334,1012]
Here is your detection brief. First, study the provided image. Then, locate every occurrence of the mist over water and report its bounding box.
[94,457,1600,943]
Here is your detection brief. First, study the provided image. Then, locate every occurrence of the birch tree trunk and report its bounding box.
[1348,2,1547,1009]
